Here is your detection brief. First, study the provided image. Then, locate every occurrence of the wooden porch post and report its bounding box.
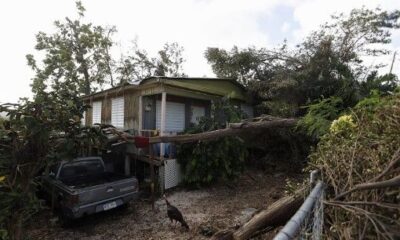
[160,92,167,159]
[149,144,155,211]
[138,95,143,135]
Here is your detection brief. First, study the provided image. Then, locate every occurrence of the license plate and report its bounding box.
[103,201,117,211]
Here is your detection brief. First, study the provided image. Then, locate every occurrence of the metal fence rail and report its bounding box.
[274,171,325,240]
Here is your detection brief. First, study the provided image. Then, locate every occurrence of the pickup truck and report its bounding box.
[41,157,139,221]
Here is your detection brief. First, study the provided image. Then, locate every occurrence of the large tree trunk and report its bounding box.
[150,118,298,143]
[212,188,305,240]
[108,116,298,144]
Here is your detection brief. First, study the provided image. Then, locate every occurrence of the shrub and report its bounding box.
[177,99,248,187]
[329,114,356,135]
[309,93,400,239]
[297,96,344,139]
[0,92,104,239]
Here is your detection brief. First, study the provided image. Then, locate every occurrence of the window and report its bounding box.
[111,97,124,128]
[241,104,254,118]
[92,101,102,125]
[59,160,104,180]
[191,105,205,124]
[156,101,185,133]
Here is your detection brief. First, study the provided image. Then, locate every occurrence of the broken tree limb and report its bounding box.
[233,189,304,240]
[372,147,400,182]
[150,118,298,144]
[333,149,400,200]
[334,175,400,200]
[211,187,305,240]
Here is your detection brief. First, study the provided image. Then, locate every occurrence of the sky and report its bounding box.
[1,0,400,103]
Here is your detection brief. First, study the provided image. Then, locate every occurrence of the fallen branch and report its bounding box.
[325,202,394,239]
[334,175,400,200]
[211,187,305,240]
[372,148,400,182]
[327,201,400,210]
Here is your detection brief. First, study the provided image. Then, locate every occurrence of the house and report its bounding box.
[82,76,253,190]
[82,76,253,131]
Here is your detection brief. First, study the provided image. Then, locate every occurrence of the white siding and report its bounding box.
[191,105,205,124]
[156,101,185,133]
[241,104,254,118]
[111,97,124,128]
[92,101,102,125]
[81,111,86,126]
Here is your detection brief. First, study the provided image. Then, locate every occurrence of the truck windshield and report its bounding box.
[59,160,104,179]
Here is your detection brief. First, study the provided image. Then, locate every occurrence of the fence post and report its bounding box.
[274,181,324,240]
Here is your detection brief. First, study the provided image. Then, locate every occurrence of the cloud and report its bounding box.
[0,0,399,103]
[281,22,291,33]
[290,0,400,74]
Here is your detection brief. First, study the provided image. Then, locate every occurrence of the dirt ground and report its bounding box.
[27,170,304,240]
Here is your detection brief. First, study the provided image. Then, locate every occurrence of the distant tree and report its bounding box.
[205,7,400,117]
[205,46,268,86]
[26,1,116,96]
[117,42,186,84]
[26,1,188,92]
[155,42,186,77]
[360,71,398,96]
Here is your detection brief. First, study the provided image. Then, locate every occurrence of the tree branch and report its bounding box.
[334,175,400,200]
[372,148,400,182]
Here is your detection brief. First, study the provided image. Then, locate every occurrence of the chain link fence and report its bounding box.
[274,171,325,240]
[297,186,324,240]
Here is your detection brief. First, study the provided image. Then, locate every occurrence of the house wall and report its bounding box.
[84,87,140,130]
[102,98,112,125]
[85,101,93,126]
[124,91,140,130]
[140,94,210,131]
[142,95,156,130]
[83,82,247,131]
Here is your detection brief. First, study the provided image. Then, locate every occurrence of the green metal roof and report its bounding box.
[140,77,248,101]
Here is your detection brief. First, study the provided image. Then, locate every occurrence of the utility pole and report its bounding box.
[389,51,397,74]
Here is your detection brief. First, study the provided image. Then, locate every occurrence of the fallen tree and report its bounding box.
[109,116,298,144]
[106,115,303,238]
[153,118,298,143]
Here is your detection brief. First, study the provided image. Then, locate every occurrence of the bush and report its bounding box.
[0,117,4,129]
[297,96,344,139]
[177,99,248,187]
[0,91,104,239]
[309,93,400,239]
